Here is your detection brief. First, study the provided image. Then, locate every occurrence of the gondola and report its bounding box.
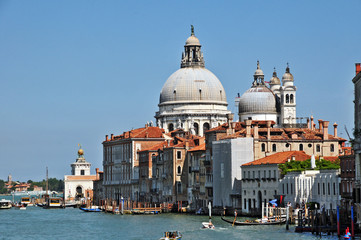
[221,216,286,226]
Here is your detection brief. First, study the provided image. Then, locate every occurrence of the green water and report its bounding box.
[0,196,340,240]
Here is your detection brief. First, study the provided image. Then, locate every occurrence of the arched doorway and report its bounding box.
[168,123,174,132]
[76,186,83,199]
[203,122,210,134]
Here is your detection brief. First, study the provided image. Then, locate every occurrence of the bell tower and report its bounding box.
[280,64,297,127]
[71,145,91,176]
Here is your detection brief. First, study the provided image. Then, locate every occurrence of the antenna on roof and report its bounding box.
[344,125,352,141]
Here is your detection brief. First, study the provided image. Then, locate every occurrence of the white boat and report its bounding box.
[0,199,12,209]
[202,202,215,229]
[43,197,63,209]
[19,206,26,210]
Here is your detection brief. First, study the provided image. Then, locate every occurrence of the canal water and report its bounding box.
[0,196,340,240]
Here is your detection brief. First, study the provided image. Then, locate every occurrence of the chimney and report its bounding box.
[106,135,109,141]
[310,116,314,130]
[185,141,189,150]
[323,121,329,140]
[291,156,296,161]
[96,168,99,180]
[254,124,259,139]
[318,119,323,132]
[266,120,271,140]
[226,114,235,135]
[246,119,252,137]
[333,123,338,137]
[307,118,310,129]
[356,63,361,76]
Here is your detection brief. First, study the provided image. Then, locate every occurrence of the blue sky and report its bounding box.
[0,0,360,181]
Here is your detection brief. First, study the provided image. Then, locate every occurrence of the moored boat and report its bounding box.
[21,197,33,206]
[0,199,12,209]
[79,207,102,212]
[159,231,182,240]
[221,216,286,226]
[202,202,215,229]
[43,197,63,209]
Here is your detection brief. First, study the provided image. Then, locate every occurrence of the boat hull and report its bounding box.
[221,216,286,226]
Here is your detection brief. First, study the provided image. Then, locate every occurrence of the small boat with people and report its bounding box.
[0,199,12,210]
[202,202,215,229]
[159,231,182,240]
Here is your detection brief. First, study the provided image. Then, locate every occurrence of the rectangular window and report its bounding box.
[333,183,336,195]
[274,170,276,179]
[291,183,293,194]
[244,199,246,209]
[287,183,289,194]
[323,183,325,195]
[253,171,255,178]
[221,163,224,178]
[269,170,271,178]
[258,171,260,179]
[177,151,182,159]
[264,170,266,178]
[283,184,284,194]
[318,183,320,195]
[328,183,330,195]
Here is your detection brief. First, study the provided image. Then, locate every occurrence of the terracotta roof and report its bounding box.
[105,126,165,142]
[322,156,339,162]
[65,175,97,181]
[188,143,206,152]
[138,141,167,152]
[242,151,311,166]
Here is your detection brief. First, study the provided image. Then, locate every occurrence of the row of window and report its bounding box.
[244,170,277,179]
[168,122,210,134]
[281,182,337,195]
[261,143,335,152]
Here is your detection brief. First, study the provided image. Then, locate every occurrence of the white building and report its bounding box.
[155,26,231,136]
[64,147,96,201]
[241,151,310,214]
[280,169,341,210]
[212,137,254,208]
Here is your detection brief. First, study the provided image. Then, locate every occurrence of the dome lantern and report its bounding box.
[282,63,294,84]
[252,60,265,87]
[181,25,204,68]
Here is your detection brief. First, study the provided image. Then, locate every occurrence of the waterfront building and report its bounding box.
[186,141,207,210]
[241,151,309,214]
[213,137,253,208]
[102,126,165,203]
[280,169,341,211]
[339,147,354,208]
[352,62,361,226]
[92,169,103,206]
[64,147,96,202]
[155,26,231,136]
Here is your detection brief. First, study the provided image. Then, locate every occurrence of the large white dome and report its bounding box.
[159,67,227,105]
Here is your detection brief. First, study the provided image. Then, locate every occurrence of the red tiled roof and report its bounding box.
[188,143,206,152]
[105,126,165,142]
[138,141,167,152]
[242,151,311,166]
[65,175,97,181]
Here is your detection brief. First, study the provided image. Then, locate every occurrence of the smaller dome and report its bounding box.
[185,35,201,46]
[238,86,277,114]
[282,65,294,82]
[270,68,280,85]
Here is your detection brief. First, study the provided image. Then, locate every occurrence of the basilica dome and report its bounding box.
[238,86,277,114]
[159,67,227,105]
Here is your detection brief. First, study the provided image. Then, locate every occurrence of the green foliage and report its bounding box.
[31,178,64,192]
[0,180,7,194]
[279,158,340,175]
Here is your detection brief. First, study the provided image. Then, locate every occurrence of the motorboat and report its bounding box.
[0,199,12,209]
[21,197,33,206]
[43,197,63,209]
[159,231,182,240]
[221,216,286,226]
[202,202,215,229]
[79,207,102,212]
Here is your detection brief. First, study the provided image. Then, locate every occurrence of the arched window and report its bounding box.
[286,94,290,103]
[290,94,294,103]
[272,144,277,152]
[261,143,266,152]
[168,123,174,132]
[203,122,210,133]
[316,144,321,152]
[194,123,199,135]
[330,144,335,152]
[299,144,304,151]
[177,166,181,174]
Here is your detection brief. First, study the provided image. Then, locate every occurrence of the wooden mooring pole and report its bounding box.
[337,206,340,237]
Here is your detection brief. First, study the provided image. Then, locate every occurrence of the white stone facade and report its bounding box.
[279,169,341,210]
